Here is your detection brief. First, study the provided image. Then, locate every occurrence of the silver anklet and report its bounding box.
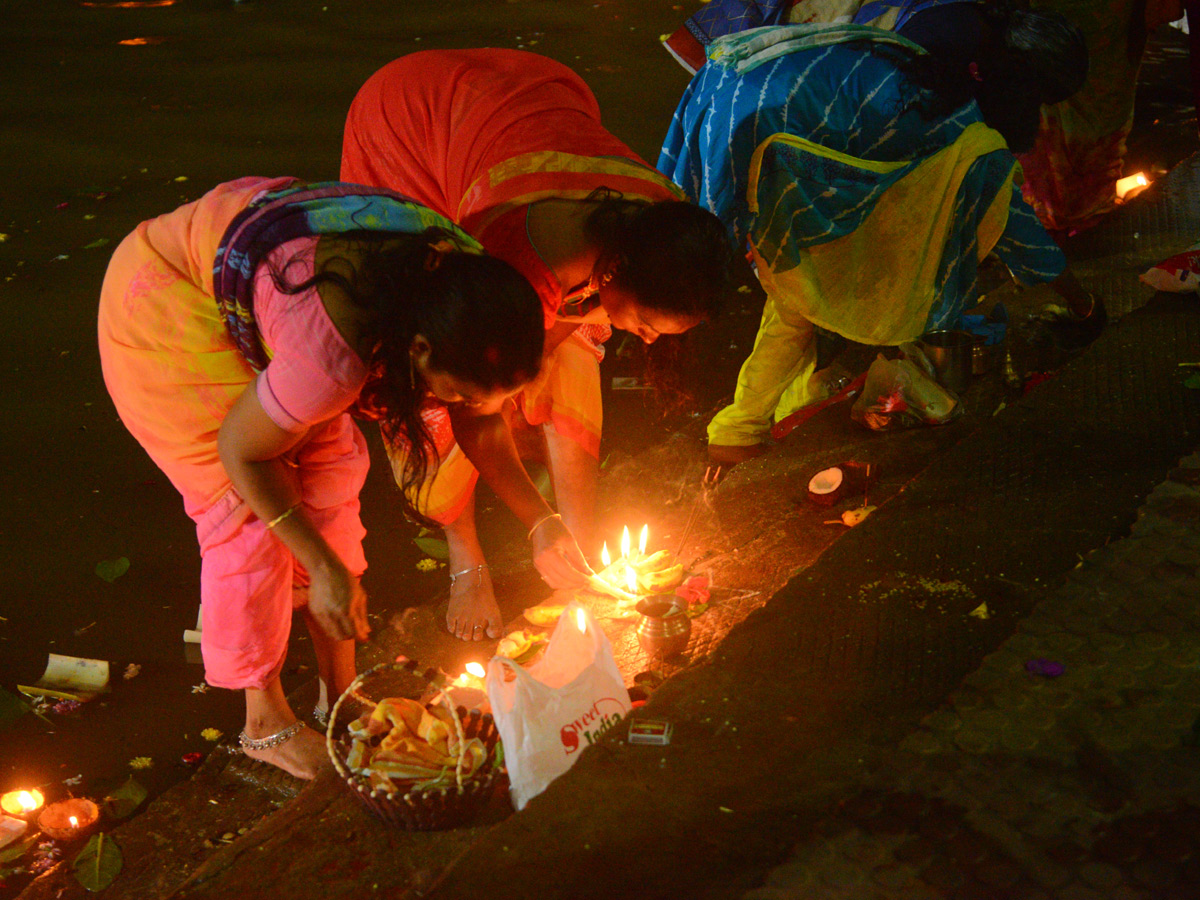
[312,706,329,727]
[449,564,489,586]
[238,720,303,752]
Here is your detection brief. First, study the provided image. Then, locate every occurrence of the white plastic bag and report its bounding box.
[486,601,631,810]
[850,352,961,431]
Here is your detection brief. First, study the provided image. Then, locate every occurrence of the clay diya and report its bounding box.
[37,798,100,840]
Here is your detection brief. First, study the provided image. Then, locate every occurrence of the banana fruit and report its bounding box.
[631,549,674,574]
[496,629,545,662]
[638,563,684,593]
[522,601,567,628]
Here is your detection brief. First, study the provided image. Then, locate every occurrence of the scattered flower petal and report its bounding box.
[128,756,153,770]
[968,602,990,620]
[415,557,439,572]
[63,774,83,786]
[200,727,222,742]
[1024,658,1065,678]
[675,575,710,607]
[52,699,83,715]
[181,752,203,766]
[123,663,141,680]
[191,683,209,694]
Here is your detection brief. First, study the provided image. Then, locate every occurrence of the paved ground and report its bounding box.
[4,6,1200,900]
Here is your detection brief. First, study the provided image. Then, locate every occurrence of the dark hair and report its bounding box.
[895,2,1087,151]
[583,191,739,322]
[272,229,543,523]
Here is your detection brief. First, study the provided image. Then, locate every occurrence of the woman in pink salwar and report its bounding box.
[98,178,556,778]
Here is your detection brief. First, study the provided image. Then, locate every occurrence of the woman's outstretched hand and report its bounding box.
[531,515,594,590]
[308,562,370,642]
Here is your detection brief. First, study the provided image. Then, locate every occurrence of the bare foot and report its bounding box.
[242,724,329,780]
[447,565,502,641]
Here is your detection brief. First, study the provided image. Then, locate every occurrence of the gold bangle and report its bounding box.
[527,512,562,541]
[266,505,299,530]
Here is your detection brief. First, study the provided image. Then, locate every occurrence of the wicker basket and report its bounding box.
[325,657,504,831]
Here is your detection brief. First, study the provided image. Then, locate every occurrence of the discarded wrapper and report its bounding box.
[0,815,28,851]
[18,653,110,701]
[628,719,673,746]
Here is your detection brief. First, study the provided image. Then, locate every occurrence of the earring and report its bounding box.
[408,354,416,391]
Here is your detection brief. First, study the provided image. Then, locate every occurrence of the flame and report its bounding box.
[600,543,611,568]
[465,661,485,678]
[638,524,648,557]
[620,526,630,560]
[575,608,587,633]
[118,36,166,45]
[626,566,637,594]
[1116,172,1149,200]
[69,815,79,828]
[2,789,43,815]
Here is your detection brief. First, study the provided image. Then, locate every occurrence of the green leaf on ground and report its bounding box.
[73,833,122,892]
[104,776,147,819]
[413,537,449,560]
[0,687,33,730]
[95,557,130,583]
[0,834,39,865]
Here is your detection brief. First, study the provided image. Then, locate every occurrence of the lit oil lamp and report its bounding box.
[442,661,489,711]
[1,788,44,819]
[37,797,100,840]
[458,661,486,689]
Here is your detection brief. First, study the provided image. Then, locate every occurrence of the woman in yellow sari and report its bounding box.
[342,49,739,641]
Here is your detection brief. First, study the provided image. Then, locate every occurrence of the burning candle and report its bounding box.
[620,526,631,561]
[600,542,611,568]
[1116,171,1149,200]
[626,565,639,597]
[575,607,587,633]
[37,798,99,840]
[0,789,44,818]
[638,524,648,559]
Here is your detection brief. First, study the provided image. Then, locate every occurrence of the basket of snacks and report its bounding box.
[325,657,504,831]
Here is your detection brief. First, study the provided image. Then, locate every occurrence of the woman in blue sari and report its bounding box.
[659,13,1098,463]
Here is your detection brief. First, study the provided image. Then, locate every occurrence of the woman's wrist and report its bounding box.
[527,510,562,542]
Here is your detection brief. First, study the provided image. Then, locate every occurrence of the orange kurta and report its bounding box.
[342,49,683,523]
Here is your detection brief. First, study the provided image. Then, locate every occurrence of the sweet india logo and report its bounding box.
[559,697,627,754]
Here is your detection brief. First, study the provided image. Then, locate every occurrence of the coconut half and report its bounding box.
[807,466,844,506]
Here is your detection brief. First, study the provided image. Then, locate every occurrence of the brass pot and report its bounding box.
[636,598,692,658]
